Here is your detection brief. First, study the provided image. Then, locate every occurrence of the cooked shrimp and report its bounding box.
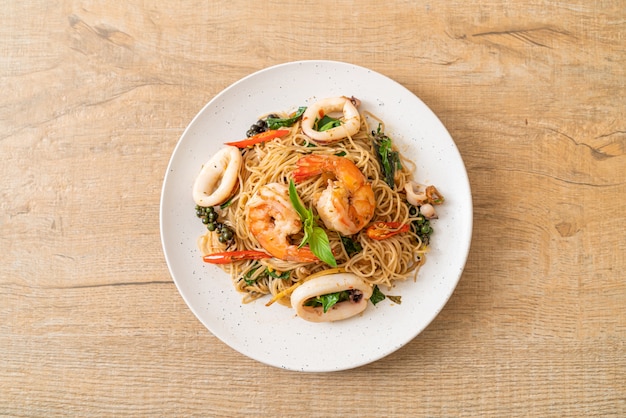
[245,183,319,262]
[193,146,242,207]
[301,96,361,143]
[292,155,375,236]
[290,273,373,322]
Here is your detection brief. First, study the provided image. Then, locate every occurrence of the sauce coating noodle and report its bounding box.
[197,104,433,306]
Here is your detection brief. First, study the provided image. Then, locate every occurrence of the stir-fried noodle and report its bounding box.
[198,107,434,305]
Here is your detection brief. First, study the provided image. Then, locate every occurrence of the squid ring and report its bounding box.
[404,181,427,206]
[193,145,242,207]
[290,273,373,322]
[301,96,361,143]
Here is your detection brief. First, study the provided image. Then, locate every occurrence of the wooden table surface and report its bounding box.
[2,1,624,416]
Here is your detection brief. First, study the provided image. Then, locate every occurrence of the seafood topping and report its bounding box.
[245,183,319,263]
[293,154,375,236]
[290,272,374,322]
[193,146,242,207]
[301,96,361,143]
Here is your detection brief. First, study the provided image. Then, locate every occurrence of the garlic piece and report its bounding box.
[419,203,437,219]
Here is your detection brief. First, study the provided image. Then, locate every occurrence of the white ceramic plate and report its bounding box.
[160,60,472,372]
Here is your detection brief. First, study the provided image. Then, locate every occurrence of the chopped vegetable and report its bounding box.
[366,221,410,240]
[242,265,290,285]
[267,268,290,279]
[266,107,307,130]
[225,129,290,148]
[340,235,362,257]
[219,198,234,210]
[370,285,401,305]
[370,285,386,305]
[203,250,271,264]
[387,295,402,304]
[288,179,337,267]
[315,114,342,132]
[372,124,401,188]
[243,265,262,285]
[304,291,349,313]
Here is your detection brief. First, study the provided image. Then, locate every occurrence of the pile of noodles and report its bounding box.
[198,109,427,304]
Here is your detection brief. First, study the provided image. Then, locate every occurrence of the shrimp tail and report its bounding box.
[292,154,330,183]
[283,245,319,263]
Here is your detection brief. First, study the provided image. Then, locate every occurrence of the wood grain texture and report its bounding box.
[1,0,624,416]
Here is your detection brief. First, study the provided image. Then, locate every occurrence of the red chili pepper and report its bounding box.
[366,221,410,240]
[224,129,290,148]
[202,250,271,264]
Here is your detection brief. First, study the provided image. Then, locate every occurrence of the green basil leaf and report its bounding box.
[288,179,309,220]
[372,124,399,188]
[315,115,342,132]
[320,292,341,313]
[370,285,386,305]
[289,179,314,247]
[309,227,337,267]
[289,179,336,267]
[380,139,394,187]
[305,291,351,313]
[243,265,266,285]
[266,107,306,130]
[219,197,234,210]
[267,268,291,279]
[340,235,362,257]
